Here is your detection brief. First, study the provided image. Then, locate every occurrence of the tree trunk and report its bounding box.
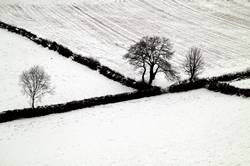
[31,95,35,109]
[142,68,146,83]
[190,70,195,82]
[148,65,155,85]
[189,75,193,82]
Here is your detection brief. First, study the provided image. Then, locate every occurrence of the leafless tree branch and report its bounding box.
[183,47,205,82]
[19,65,54,108]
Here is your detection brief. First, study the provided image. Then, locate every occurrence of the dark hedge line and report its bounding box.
[168,69,250,93]
[168,79,209,93]
[207,82,250,97]
[209,69,250,82]
[0,87,162,123]
[0,21,152,90]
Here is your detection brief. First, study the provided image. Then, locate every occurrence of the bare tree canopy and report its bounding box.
[124,36,178,85]
[183,47,205,82]
[20,65,53,108]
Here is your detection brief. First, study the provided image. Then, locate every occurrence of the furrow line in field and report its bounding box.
[111,0,249,63]
[72,5,126,44]
[137,0,200,26]
[134,0,231,52]
[212,1,250,21]
[174,0,250,31]
[151,0,250,54]
[68,5,123,45]
[73,5,136,43]
[98,2,145,38]
[52,4,127,47]
[25,5,63,30]
[27,4,110,52]
[47,5,119,59]
[47,5,91,38]
[158,0,246,42]
[82,3,140,41]
[129,0,196,45]
[0,5,22,22]
[172,0,250,49]
[29,5,131,75]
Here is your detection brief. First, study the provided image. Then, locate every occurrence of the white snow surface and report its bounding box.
[0,89,250,166]
[0,0,250,86]
[0,29,133,111]
[230,79,250,89]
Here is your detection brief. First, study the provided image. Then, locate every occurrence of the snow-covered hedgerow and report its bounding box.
[168,69,250,93]
[0,87,162,123]
[207,82,250,98]
[1,67,250,123]
[209,69,250,82]
[168,79,209,93]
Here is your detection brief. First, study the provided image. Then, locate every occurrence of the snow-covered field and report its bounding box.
[1,1,250,165]
[0,29,133,111]
[0,0,250,84]
[230,79,250,89]
[0,89,249,166]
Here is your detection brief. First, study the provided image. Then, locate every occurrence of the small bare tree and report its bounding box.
[183,47,204,82]
[124,36,178,85]
[20,65,53,108]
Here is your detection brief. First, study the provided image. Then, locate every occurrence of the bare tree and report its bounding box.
[183,47,204,82]
[20,65,53,108]
[124,36,178,85]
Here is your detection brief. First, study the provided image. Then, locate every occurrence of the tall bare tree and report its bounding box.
[183,47,204,82]
[20,65,53,108]
[124,36,178,85]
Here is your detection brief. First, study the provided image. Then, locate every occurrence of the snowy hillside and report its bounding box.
[0,0,249,85]
[0,89,250,166]
[0,29,133,111]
